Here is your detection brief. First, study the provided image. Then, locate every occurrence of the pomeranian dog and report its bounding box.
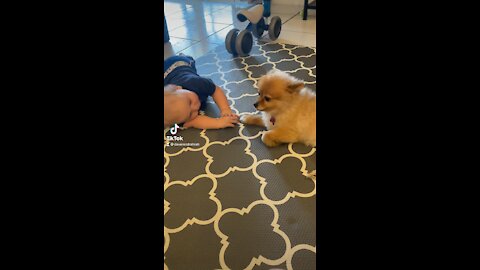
[240,70,316,147]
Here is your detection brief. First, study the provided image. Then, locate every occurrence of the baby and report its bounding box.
[164,54,239,129]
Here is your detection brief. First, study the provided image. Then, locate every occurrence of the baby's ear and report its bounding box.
[287,81,305,93]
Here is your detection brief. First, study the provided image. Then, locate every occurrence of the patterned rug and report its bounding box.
[164,41,316,270]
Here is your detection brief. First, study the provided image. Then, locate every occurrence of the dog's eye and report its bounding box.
[264,96,271,102]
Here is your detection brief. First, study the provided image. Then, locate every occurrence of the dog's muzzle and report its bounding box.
[254,102,259,108]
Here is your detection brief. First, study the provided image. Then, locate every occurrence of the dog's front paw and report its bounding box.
[239,115,250,124]
[262,132,280,147]
[240,114,264,126]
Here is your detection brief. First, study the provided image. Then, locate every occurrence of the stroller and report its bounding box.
[225,0,282,56]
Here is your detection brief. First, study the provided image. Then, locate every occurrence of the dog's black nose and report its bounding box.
[254,102,258,108]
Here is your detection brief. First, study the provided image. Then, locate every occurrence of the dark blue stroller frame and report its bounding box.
[225,0,282,56]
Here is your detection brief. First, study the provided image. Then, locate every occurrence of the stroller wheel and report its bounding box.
[235,29,253,57]
[225,28,240,55]
[268,16,282,40]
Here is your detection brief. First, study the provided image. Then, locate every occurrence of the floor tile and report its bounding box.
[282,15,317,34]
[206,14,295,42]
[204,9,238,24]
[164,18,189,31]
[303,9,316,17]
[178,40,223,59]
[270,4,303,15]
[164,2,189,14]
[275,29,316,47]
[206,24,250,44]
[165,7,196,21]
[205,25,235,44]
[167,37,198,51]
[201,2,232,13]
[169,22,230,41]
[272,13,300,25]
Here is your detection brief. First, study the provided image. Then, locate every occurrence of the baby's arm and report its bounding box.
[212,86,237,117]
[183,115,237,129]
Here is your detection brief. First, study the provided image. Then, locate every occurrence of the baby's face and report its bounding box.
[167,89,201,124]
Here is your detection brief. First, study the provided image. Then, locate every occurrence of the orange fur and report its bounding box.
[240,70,316,147]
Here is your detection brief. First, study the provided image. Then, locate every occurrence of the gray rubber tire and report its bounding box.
[234,29,253,57]
[225,28,239,54]
[268,16,282,41]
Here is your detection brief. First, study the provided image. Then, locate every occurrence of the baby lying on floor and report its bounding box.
[164,54,239,129]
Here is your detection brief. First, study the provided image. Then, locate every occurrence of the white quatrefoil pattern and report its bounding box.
[164,40,317,270]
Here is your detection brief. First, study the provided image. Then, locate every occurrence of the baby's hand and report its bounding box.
[220,110,239,120]
[221,113,239,121]
[217,116,239,128]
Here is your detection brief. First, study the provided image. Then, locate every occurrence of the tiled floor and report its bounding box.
[164,0,316,59]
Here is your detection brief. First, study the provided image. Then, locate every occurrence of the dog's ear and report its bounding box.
[287,81,305,93]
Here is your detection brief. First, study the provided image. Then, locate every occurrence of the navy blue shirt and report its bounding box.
[164,55,216,110]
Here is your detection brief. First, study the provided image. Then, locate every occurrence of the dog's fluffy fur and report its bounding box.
[240,70,316,147]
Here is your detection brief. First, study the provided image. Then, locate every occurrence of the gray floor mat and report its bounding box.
[164,41,316,270]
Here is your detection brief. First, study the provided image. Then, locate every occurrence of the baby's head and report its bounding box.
[164,84,201,128]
